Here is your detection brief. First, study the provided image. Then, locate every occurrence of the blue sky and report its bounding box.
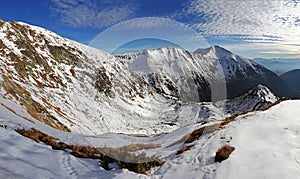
[0,0,300,59]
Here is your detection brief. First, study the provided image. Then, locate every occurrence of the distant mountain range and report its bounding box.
[280,69,300,97]
[253,58,300,75]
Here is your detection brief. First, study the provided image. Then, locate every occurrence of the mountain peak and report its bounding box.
[194,45,233,59]
[210,45,227,51]
[227,84,278,113]
[251,84,275,97]
[243,84,278,103]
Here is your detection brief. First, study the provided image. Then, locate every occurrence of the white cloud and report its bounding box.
[222,42,300,59]
[184,0,300,44]
[50,0,135,28]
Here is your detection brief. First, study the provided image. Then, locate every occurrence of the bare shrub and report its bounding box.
[215,145,235,162]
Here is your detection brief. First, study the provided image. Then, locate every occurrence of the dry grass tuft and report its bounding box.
[199,119,210,124]
[117,143,160,152]
[215,144,235,162]
[185,124,221,143]
[16,128,57,143]
[176,144,195,155]
[70,145,102,159]
[99,147,164,174]
[15,128,164,174]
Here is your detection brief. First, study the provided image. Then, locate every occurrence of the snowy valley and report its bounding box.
[0,20,300,178]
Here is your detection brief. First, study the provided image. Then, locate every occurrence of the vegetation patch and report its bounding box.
[0,102,35,124]
[15,128,164,174]
[99,147,164,174]
[215,144,235,162]
[185,124,221,143]
[114,143,160,152]
[176,144,195,155]
[259,99,283,111]
[47,45,79,66]
[0,75,69,132]
[176,99,285,155]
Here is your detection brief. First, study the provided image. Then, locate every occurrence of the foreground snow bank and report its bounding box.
[214,100,300,179]
[0,127,146,179]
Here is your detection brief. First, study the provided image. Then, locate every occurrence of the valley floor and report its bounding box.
[1,100,300,178]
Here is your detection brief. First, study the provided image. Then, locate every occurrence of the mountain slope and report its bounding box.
[195,46,292,98]
[0,20,180,135]
[155,100,300,179]
[116,47,218,102]
[224,84,278,114]
[213,100,300,179]
[0,20,289,136]
[0,20,298,179]
[116,46,291,103]
[280,69,300,97]
[2,20,274,136]
[1,99,299,178]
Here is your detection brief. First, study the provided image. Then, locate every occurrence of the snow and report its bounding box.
[120,47,227,103]
[151,100,300,179]
[0,127,148,179]
[0,20,280,136]
[194,45,262,78]
[1,20,300,178]
[214,100,300,179]
[2,99,300,178]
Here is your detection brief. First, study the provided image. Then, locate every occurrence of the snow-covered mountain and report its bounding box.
[0,20,284,136]
[0,20,175,135]
[117,46,291,103]
[1,20,299,178]
[197,46,293,99]
[223,84,278,114]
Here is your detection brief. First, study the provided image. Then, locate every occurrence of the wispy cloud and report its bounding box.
[50,0,136,28]
[222,42,300,59]
[183,0,300,44]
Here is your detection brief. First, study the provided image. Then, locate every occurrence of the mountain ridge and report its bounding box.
[0,20,290,136]
[1,19,300,179]
[117,45,292,101]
